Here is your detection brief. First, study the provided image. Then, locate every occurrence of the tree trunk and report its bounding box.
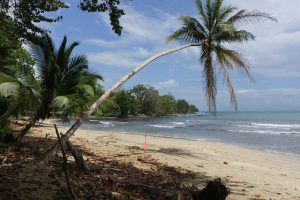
[17,115,38,145]
[42,43,202,163]
[66,140,89,171]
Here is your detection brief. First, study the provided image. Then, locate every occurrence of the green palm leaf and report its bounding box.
[168,0,275,113]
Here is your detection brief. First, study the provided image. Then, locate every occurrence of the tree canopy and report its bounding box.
[0,0,125,43]
[96,84,199,118]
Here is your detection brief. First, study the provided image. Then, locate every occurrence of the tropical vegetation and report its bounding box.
[0,34,103,144]
[95,84,199,117]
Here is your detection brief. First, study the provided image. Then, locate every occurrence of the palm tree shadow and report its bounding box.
[150,147,201,159]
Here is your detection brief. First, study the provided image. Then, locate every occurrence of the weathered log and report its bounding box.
[66,140,89,171]
[17,115,39,145]
[54,124,77,200]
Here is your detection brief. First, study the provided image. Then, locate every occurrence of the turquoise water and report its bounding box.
[59,112,300,157]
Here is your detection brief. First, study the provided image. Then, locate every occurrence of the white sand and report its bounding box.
[35,126,300,200]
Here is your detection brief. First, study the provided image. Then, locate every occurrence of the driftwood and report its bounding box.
[54,124,77,200]
[126,182,181,200]
[66,140,89,171]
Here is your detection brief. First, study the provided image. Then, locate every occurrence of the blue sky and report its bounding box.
[45,0,300,111]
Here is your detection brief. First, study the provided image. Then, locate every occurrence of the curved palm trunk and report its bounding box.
[42,43,202,163]
[17,115,39,145]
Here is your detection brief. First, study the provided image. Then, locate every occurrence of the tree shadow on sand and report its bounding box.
[0,133,253,199]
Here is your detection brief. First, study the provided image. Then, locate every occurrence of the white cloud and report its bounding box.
[236,88,300,95]
[84,39,121,48]
[118,7,179,43]
[188,64,202,71]
[87,47,151,68]
[225,0,300,78]
[157,79,179,89]
[84,7,183,69]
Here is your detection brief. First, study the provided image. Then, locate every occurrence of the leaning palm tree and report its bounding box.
[168,0,276,112]
[43,0,276,162]
[0,34,103,144]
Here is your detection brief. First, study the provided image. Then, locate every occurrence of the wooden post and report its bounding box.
[54,124,77,200]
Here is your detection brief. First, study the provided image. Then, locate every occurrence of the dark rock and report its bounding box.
[192,178,229,200]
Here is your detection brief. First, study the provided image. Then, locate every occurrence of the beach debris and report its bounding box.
[223,162,228,165]
[191,178,229,200]
[66,140,89,172]
[54,124,77,200]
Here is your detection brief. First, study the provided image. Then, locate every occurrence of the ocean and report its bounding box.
[58,112,300,158]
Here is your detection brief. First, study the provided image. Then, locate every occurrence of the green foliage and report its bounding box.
[189,105,199,113]
[156,94,177,116]
[0,0,125,43]
[141,87,160,115]
[177,99,190,114]
[114,90,138,117]
[100,84,199,117]
[168,0,275,113]
[95,97,120,116]
[0,34,102,124]
[0,16,34,72]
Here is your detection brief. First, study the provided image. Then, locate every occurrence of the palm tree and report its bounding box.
[168,0,276,112]
[43,0,276,162]
[0,34,103,144]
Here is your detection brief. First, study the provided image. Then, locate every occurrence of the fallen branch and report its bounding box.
[54,124,77,200]
[66,140,89,171]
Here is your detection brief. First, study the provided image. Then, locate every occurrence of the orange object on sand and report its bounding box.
[144,134,148,152]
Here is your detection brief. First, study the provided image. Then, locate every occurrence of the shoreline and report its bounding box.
[32,124,300,199]
[45,120,300,160]
[83,129,300,160]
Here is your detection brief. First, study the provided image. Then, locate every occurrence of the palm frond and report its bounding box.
[212,0,223,23]
[0,82,19,97]
[218,5,238,22]
[196,0,209,28]
[56,35,68,71]
[60,55,89,82]
[214,29,255,43]
[213,45,254,81]
[201,47,217,113]
[75,84,95,97]
[50,96,69,110]
[167,16,206,44]
[215,47,237,110]
[0,87,40,124]
[65,41,80,60]
[0,71,16,83]
[228,10,277,24]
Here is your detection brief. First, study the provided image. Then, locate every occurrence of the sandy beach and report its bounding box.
[29,124,300,200]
